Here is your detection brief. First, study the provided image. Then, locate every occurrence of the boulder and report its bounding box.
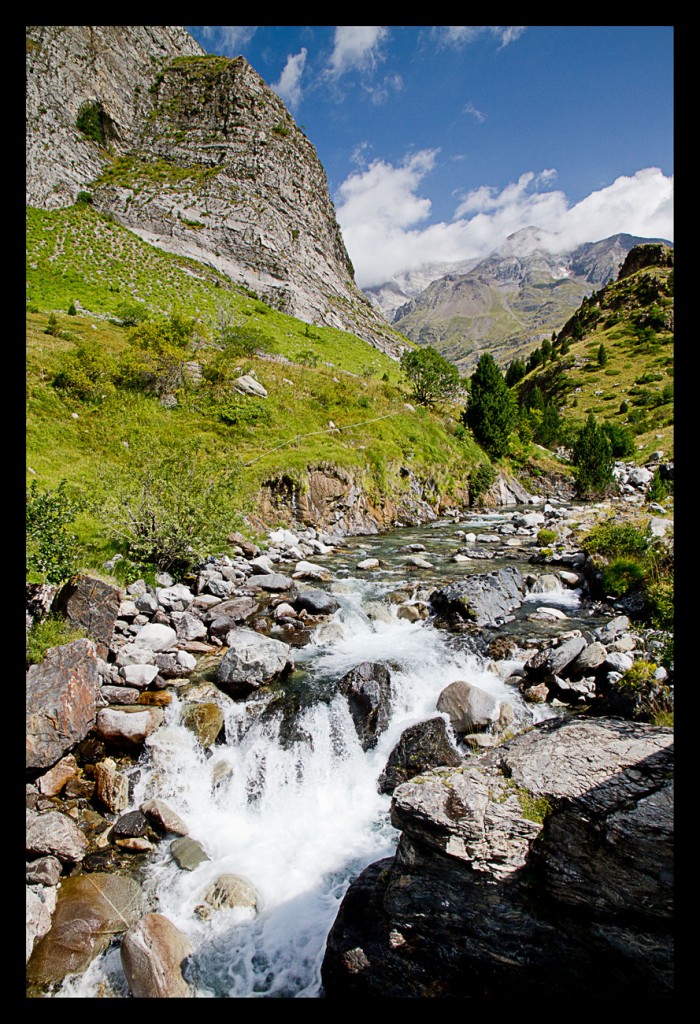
[430,566,524,627]
[216,627,294,697]
[140,799,189,837]
[94,757,129,814]
[337,662,392,751]
[26,873,142,987]
[120,913,192,998]
[52,575,121,644]
[292,590,340,616]
[131,623,177,652]
[26,809,88,865]
[170,836,210,871]
[199,874,259,915]
[436,680,502,734]
[321,717,673,999]
[378,717,462,794]
[26,639,100,770]
[95,706,164,750]
[525,635,588,680]
[181,702,225,748]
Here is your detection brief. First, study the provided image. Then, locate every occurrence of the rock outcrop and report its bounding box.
[321,716,673,999]
[26,26,404,355]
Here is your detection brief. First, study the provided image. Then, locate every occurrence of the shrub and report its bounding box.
[53,339,118,403]
[601,557,646,597]
[616,659,673,725]
[469,461,496,505]
[98,438,243,578]
[537,528,558,547]
[26,614,86,666]
[44,312,60,336]
[583,521,650,561]
[67,301,77,316]
[26,479,87,585]
[647,469,670,503]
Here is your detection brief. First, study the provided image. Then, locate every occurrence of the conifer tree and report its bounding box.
[463,353,516,458]
[572,412,614,495]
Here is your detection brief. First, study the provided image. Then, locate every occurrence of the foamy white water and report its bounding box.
[57,573,549,999]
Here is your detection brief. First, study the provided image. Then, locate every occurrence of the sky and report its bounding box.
[185,25,674,289]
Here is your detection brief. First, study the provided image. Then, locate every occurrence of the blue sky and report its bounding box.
[186,26,674,288]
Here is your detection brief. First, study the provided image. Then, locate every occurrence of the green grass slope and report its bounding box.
[26,204,482,581]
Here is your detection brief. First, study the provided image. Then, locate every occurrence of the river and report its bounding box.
[56,508,606,998]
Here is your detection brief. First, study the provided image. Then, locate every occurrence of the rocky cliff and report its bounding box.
[25,26,405,356]
[321,716,673,999]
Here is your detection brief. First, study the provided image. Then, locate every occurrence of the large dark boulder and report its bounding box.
[322,716,673,999]
[377,716,462,794]
[337,662,392,750]
[26,639,100,771]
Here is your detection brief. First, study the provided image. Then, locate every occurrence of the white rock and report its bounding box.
[132,623,178,652]
[121,663,159,688]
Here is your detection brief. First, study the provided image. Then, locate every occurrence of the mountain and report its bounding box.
[383,229,672,372]
[25,26,405,357]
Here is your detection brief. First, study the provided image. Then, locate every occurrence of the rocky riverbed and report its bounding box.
[25,469,674,999]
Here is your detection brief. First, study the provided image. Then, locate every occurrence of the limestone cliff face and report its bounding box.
[25,27,404,356]
[26,26,203,209]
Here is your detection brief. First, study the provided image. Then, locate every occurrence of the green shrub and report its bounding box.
[537,528,558,547]
[53,339,118,403]
[601,557,646,597]
[98,437,243,578]
[647,469,670,503]
[26,614,86,666]
[583,521,650,560]
[469,461,496,505]
[26,479,87,585]
[616,659,673,725]
[602,422,635,458]
[44,312,60,336]
[67,301,77,316]
[75,100,107,145]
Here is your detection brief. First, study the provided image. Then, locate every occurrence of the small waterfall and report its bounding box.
[56,572,545,999]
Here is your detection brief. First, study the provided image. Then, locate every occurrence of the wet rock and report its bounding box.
[26,855,62,887]
[199,873,259,915]
[436,680,502,734]
[95,706,164,751]
[94,757,129,814]
[181,702,225,748]
[525,635,588,680]
[292,589,340,616]
[430,566,524,627]
[112,810,150,840]
[26,873,142,987]
[378,717,462,794]
[170,836,210,871]
[216,627,294,697]
[338,662,392,751]
[140,799,189,837]
[121,913,192,998]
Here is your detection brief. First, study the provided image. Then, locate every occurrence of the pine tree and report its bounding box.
[463,353,516,458]
[572,413,614,496]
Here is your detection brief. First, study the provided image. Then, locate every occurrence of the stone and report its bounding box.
[120,663,159,688]
[121,912,192,998]
[26,809,88,865]
[337,662,392,751]
[52,575,121,644]
[95,706,164,750]
[26,855,62,887]
[26,873,142,987]
[378,717,462,794]
[131,623,177,652]
[181,702,225,748]
[430,566,524,627]
[94,757,129,814]
[170,836,210,871]
[216,627,294,697]
[140,799,189,837]
[36,755,79,797]
[201,873,259,913]
[26,639,100,770]
[292,590,340,616]
[436,680,501,734]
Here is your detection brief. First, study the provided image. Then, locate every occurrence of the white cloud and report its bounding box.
[195,26,258,51]
[327,27,389,77]
[463,102,486,123]
[272,49,307,109]
[364,73,404,106]
[336,156,674,288]
[436,26,526,49]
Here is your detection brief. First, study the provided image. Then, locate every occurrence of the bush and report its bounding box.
[98,438,243,578]
[469,461,496,505]
[53,339,118,403]
[647,469,670,503]
[583,521,650,560]
[44,312,60,336]
[26,479,87,584]
[26,614,86,666]
[537,528,558,547]
[601,557,646,597]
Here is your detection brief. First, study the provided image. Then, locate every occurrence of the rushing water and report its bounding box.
[56,510,601,999]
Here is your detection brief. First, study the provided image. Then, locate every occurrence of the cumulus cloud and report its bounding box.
[335,154,674,288]
[193,26,258,51]
[327,26,389,77]
[435,26,526,49]
[272,49,307,109]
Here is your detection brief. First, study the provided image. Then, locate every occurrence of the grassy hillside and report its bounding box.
[26,204,482,583]
[512,255,674,464]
